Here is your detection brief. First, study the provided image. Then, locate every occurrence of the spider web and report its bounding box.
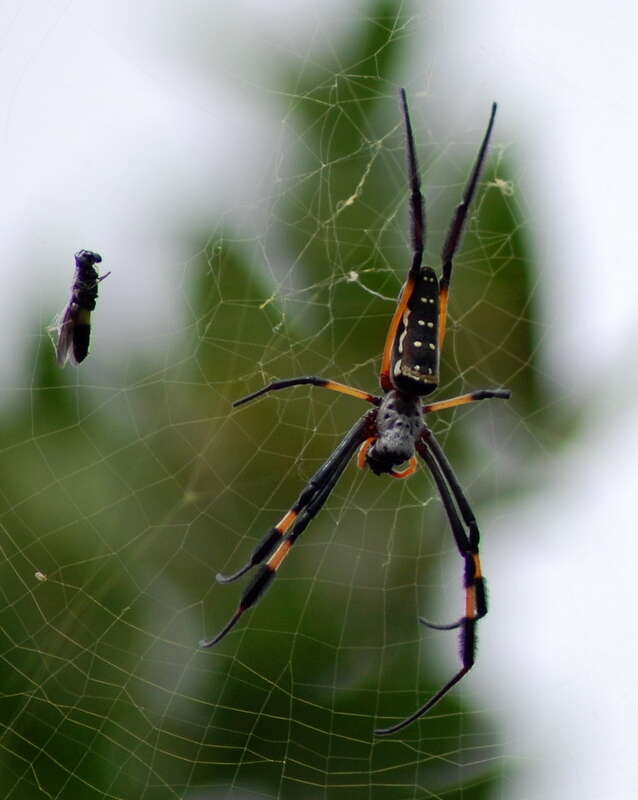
[0,4,552,799]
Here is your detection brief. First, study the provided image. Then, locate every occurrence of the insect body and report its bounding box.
[201,90,510,736]
[54,250,109,366]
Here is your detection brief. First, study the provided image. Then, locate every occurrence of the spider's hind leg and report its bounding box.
[202,414,372,648]
[418,552,487,630]
[216,510,298,583]
[375,432,487,735]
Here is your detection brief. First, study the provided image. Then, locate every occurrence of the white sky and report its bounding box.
[421,3,638,798]
[1,2,636,798]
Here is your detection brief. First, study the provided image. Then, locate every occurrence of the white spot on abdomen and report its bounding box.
[398,310,410,353]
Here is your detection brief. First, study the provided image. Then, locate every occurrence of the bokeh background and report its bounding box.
[0,2,636,798]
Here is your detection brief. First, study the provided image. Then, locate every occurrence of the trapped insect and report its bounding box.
[201,90,510,736]
[53,249,109,366]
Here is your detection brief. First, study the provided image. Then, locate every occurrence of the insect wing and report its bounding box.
[53,302,80,366]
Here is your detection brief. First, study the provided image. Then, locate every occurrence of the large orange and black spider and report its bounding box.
[200,89,510,736]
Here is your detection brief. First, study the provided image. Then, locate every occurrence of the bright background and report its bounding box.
[0,2,636,799]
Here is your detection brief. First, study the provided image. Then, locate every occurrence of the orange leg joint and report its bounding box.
[465,585,477,618]
[275,509,298,535]
[268,539,292,571]
[357,437,376,470]
[390,456,418,479]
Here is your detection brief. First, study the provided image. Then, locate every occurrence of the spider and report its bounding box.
[200,89,510,736]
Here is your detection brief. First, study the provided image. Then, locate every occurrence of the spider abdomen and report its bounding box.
[390,266,439,396]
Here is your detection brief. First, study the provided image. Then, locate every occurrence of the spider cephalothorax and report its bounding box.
[364,392,423,475]
[200,89,510,737]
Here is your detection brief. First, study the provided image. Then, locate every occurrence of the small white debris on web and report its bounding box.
[35,571,47,582]
[259,291,276,310]
[346,271,359,282]
[490,177,514,196]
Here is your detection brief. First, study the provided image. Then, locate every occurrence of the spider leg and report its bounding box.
[216,507,298,584]
[423,388,510,415]
[357,437,375,470]
[438,103,497,351]
[423,428,485,567]
[200,413,372,648]
[400,88,425,274]
[389,456,417,480]
[216,411,373,584]
[416,436,486,628]
[374,432,485,736]
[374,662,471,736]
[233,377,380,408]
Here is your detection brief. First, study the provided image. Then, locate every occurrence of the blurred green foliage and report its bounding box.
[0,2,545,798]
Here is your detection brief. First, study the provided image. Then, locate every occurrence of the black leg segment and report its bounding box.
[201,414,372,648]
[399,88,425,276]
[374,432,488,735]
[233,376,379,408]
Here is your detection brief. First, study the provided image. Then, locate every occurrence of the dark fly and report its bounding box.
[53,250,109,366]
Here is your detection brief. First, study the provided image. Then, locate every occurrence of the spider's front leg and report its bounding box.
[233,376,380,409]
[438,102,497,350]
[200,412,374,648]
